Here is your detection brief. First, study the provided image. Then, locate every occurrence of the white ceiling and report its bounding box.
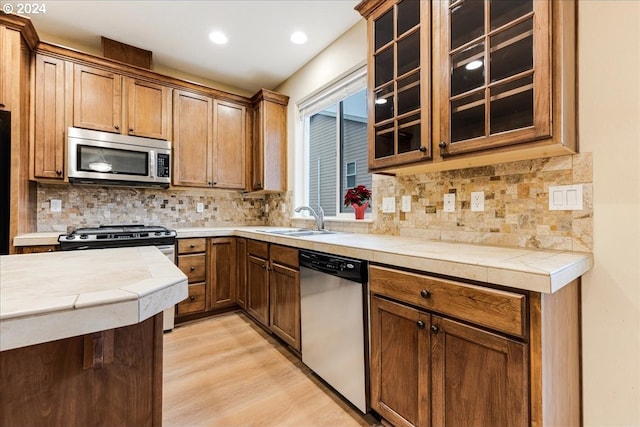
[22,0,362,94]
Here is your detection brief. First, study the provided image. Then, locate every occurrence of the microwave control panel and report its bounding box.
[157,153,170,178]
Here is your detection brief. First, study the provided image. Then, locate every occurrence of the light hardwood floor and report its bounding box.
[163,311,379,427]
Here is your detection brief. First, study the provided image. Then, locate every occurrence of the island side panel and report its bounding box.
[0,314,163,426]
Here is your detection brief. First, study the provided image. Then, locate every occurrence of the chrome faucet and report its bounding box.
[294,205,325,231]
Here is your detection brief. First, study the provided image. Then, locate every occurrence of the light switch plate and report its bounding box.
[196,202,204,213]
[50,199,62,213]
[401,196,412,212]
[470,191,484,212]
[549,184,583,210]
[382,197,396,213]
[443,193,455,212]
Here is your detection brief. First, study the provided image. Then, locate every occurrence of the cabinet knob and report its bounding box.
[190,266,196,271]
[208,181,212,186]
[416,320,426,329]
[190,244,195,248]
[213,182,217,185]
[55,170,62,175]
[0,103,5,109]
[420,289,431,299]
[431,325,440,334]
[129,128,134,132]
[189,296,195,302]
[256,181,262,187]
[419,145,427,153]
[261,264,267,269]
[439,141,447,149]
[114,125,120,130]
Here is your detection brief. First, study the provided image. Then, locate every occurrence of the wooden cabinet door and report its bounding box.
[366,0,431,170]
[172,89,213,187]
[33,54,66,179]
[246,254,269,327]
[236,238,247,310]
[435,0,551,156]
[370,296,430,427]
[431,316,528,427]
[73,64,122,133]
[269,262,300,351]
[208,237,237,310]
[127,78,171,140]
[213,100,246,189]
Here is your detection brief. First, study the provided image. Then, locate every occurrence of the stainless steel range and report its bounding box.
[58,225,178,331]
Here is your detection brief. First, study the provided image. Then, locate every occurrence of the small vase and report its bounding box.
[352,202,368,220]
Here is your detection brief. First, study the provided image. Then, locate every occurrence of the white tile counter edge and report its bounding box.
[0,247,188,351]
[13,226,594,295]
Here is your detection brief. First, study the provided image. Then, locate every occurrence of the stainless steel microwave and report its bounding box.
[67,127,171,188]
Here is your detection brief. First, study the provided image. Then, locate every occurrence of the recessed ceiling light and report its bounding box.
[465,59,483,70]
[209,31,228,45]
[290,31,308,45]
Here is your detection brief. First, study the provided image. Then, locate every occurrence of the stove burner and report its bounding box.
[59,225,177,251]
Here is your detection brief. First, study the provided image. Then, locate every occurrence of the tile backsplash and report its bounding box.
[38,153,592,252]
[37,184,267,232]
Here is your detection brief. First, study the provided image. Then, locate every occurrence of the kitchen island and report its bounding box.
[0,246,188,426]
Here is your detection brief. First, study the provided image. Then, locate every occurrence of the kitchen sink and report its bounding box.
[265,229,340,236]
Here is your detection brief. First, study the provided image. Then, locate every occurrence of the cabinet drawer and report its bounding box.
[369,265,525,337]
[177,238,206,254]
[177,254,206,283]
[270,244,298,268]
[176,283,206,315]
[248,240,269,258]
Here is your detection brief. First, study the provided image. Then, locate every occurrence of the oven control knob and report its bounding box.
[66,235,75,240]
[165,232,171,235]
[154,232,161,236]
[80,234,89,240]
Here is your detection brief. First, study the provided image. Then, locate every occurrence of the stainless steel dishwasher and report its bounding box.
[299,250,369,413]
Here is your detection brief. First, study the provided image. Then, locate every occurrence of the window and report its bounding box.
[298,66,371,218]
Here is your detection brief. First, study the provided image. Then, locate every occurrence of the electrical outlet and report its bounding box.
[50,199,62,213]
[281,203,287,213]
[470,191,484,212]
[443,193,455,212]
[401,196,411,212]
[382,197,396,213]
[196,202,204,213]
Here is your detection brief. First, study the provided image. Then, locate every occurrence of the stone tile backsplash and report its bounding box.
[38,153,592,252]
[37,184,267,232]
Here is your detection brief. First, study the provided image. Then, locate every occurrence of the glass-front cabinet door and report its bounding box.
[367,0,431,170]
[437,0,551,156]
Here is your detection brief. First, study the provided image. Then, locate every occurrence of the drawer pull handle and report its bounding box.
[190,244,195,248]
[431,325,440,334]
[189,296,195,302]
[420,289,431,299]
[416,320,425,329]
[190,266,196,271]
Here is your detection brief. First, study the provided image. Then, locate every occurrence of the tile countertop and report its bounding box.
[0,246,188,351]
[13,226,593,295]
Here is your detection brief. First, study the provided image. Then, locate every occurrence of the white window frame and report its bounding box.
[295,63,367,219]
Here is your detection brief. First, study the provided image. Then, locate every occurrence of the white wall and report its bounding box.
[277,3,640,425]
[579,2,640,425]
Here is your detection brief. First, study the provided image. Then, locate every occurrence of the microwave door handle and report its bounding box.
[150,150,156,178]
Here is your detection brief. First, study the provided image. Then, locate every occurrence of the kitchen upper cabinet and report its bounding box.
[126,77,171,140]
[250,89,289,192]
[246,249,270,327]
[356,0,577,174]
[269,245,300,352]
[365,0,431,170]
[172,89,213,187]
[208,237,237,310]
[32,54,68,180]
[213,100,247,189]
[73,64,122,133]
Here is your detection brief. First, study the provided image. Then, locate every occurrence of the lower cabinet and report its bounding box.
[176,237,238,320]
[369,264,580,427]
[246,240,301,352]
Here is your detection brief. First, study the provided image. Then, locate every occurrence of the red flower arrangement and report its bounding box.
[344,185,372,207]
